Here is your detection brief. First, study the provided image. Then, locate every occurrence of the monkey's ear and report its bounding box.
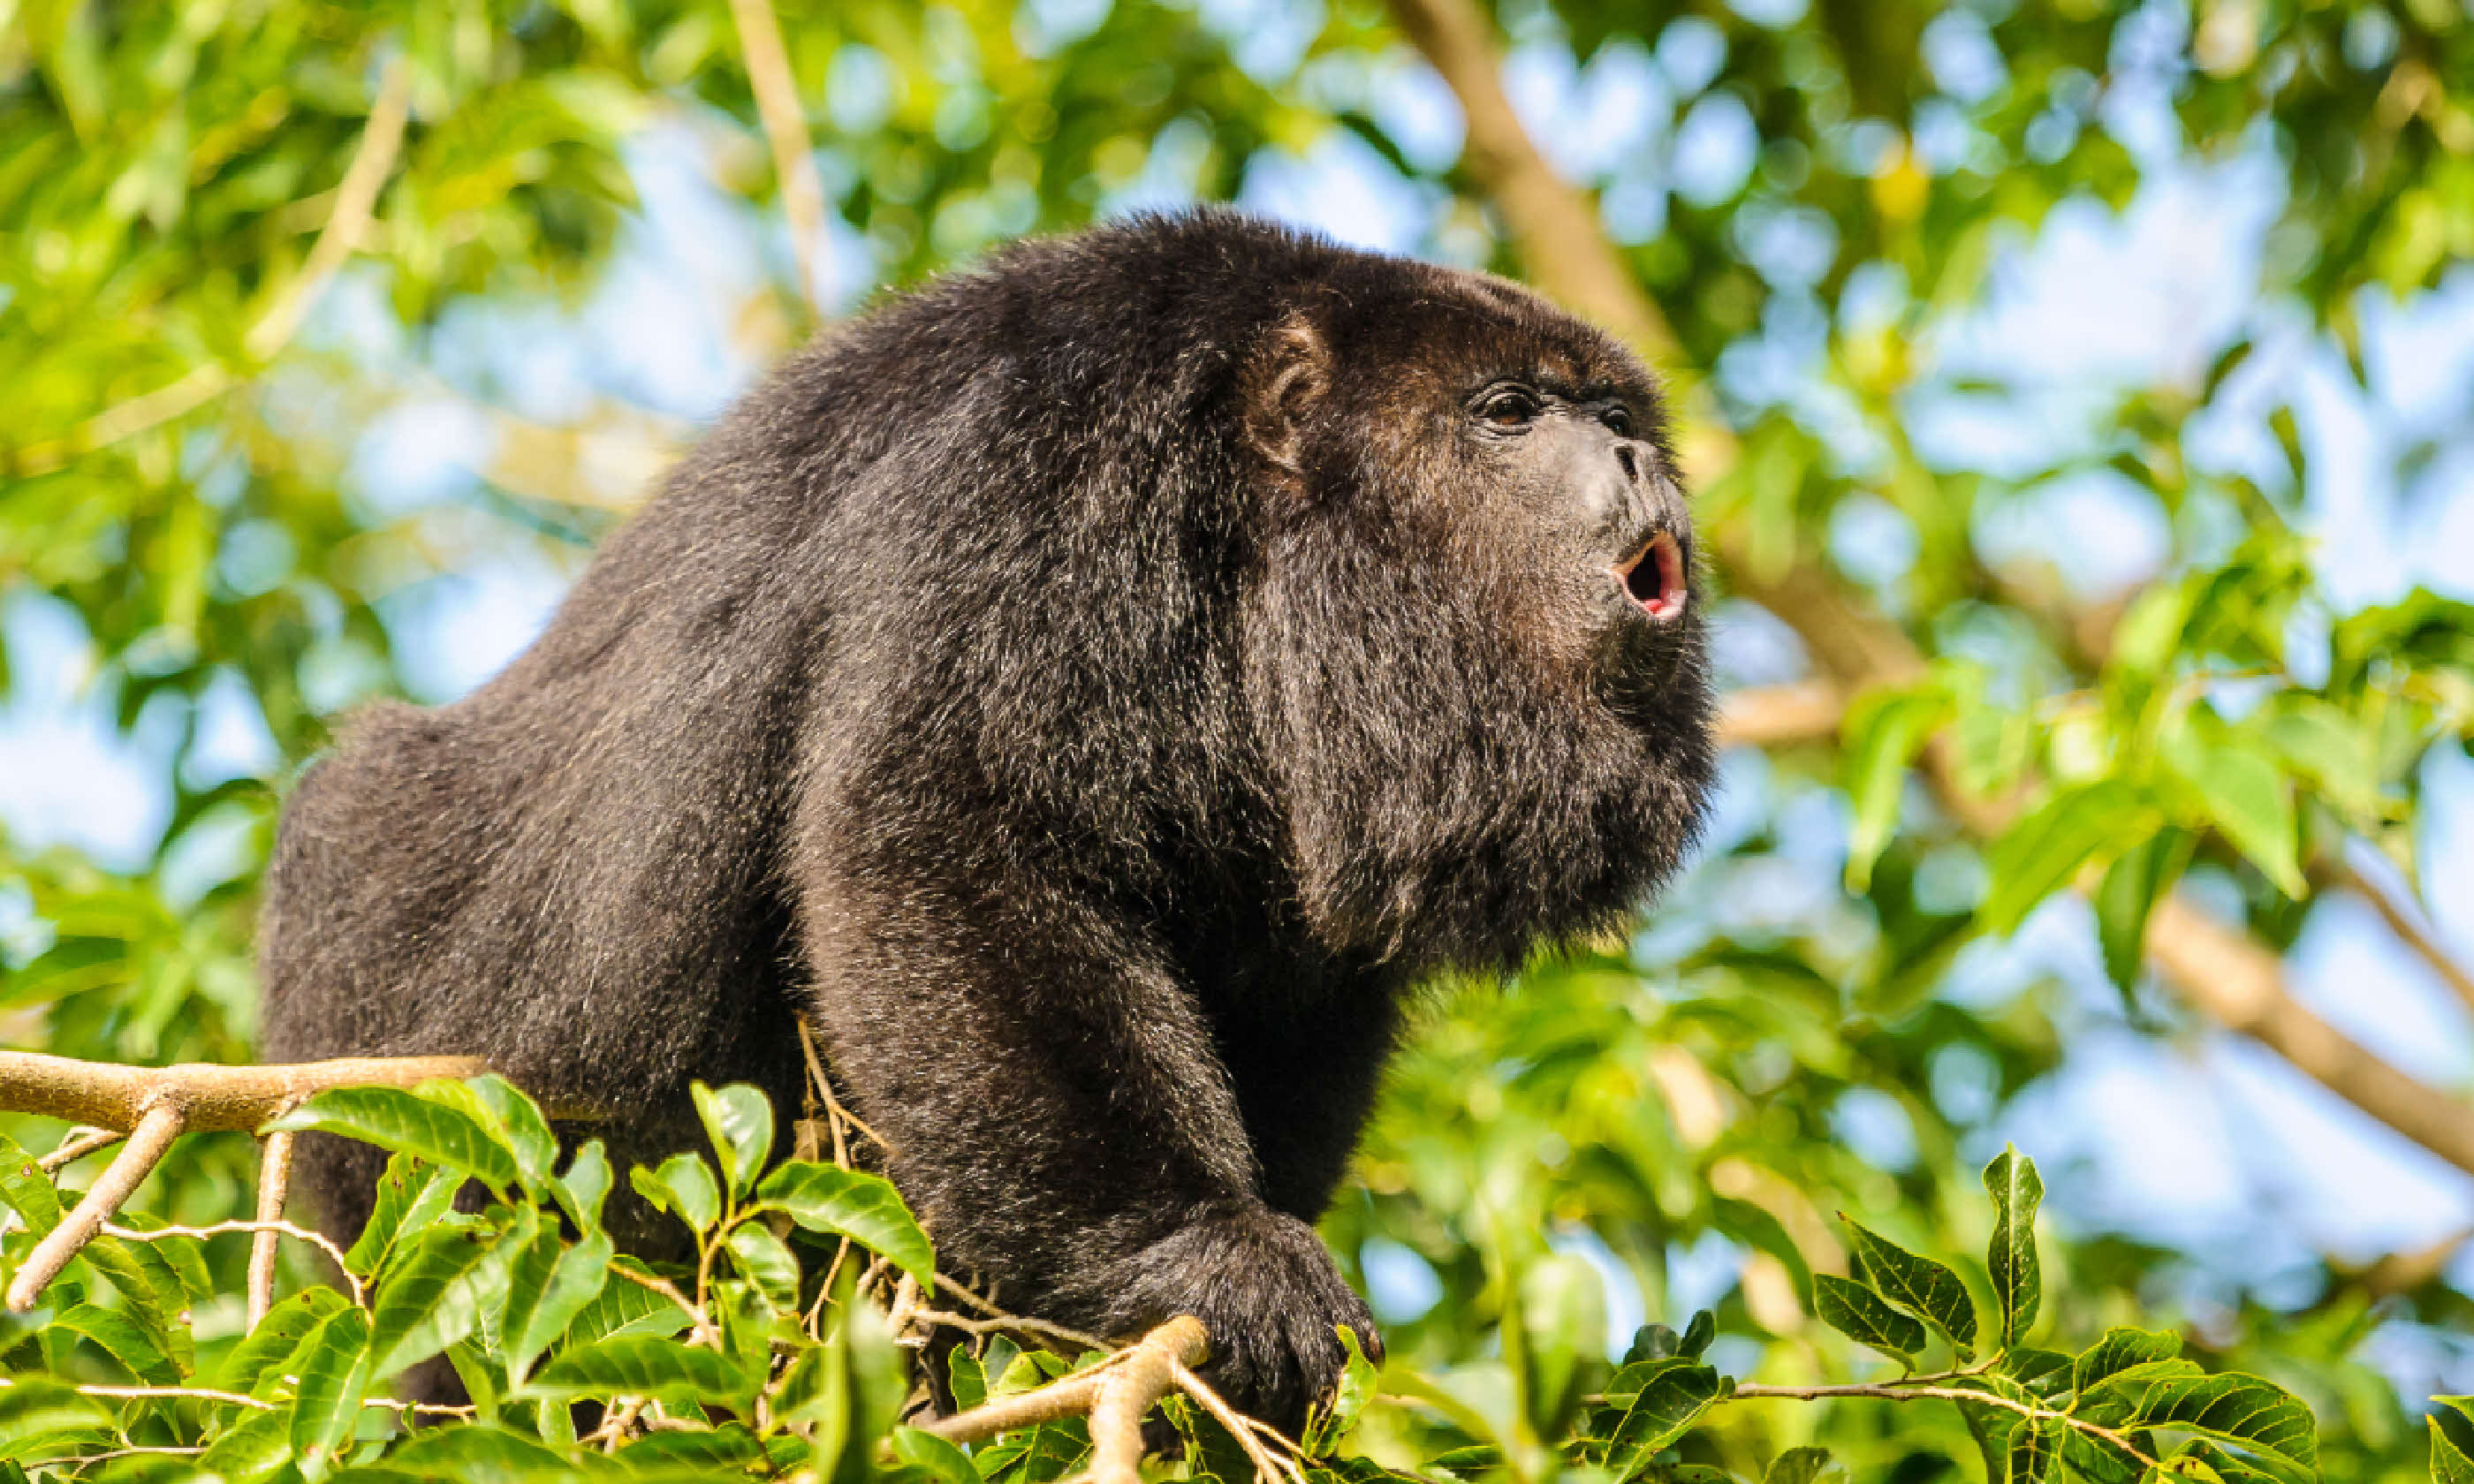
[1240,312,1330,488]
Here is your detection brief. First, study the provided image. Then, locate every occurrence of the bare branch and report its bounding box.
[250,1131,297,1326]
[1731,1381,2158,1472]
[11,1103,186,1312]
[37,1127,124,1174]
[923,1314,1208,1460]
[726,0,832,311]
[0,1049,511,1137]
[245,59,413,361]
[2145,893,2474,1178]
[1716,682,1845,748]
[102,1215,362,1310]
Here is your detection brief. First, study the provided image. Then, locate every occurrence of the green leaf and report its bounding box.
[947,1344,989,1411]
[0,1133,63,1237]
[1303,1324,1381,1456]
[463,1074,559,1192]
[892,1426,983,1484]
[631,1153,720,1234]
[348,1421,597,1478]
[367,1220,518,1380]
[267,1086,518,1193]
[1813,1273,1926,1362]
[1603,1361,1725,1481]
[194,1407,292,1480]
[76,1231,195,1374]
[2161,716,2303,897]
[511,1232,614,1382]
[617,1422,767,1468]
[218,1287,353,1390]
[1763,1446,1838,1484]
[725,1222,801,1313]
[2072,1327,2182,1395]
[2090,1370,2317,1481]
[561,1260,694,1347]
[693,1081,775,1200]
[1980,781,2160,935]
[1983,1147,2044,1348]
[527,1334,754,1408]
[2161,1438,2282,1482]
[556,1140,613,1238]
[292,1305,376,1481]
[2005,1415,2062,1484]
[2093,827,2195,993]
[345,1154,460,1278]
[752,1161,935,1285]
[48,1301,178,1382]
[1841,682,1954,892]
[2432,1397,2474,1484]
[1840,1219,1977,1357]
[0,1379,111,1453]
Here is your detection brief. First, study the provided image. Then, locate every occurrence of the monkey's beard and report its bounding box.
[1245,538,1717,976]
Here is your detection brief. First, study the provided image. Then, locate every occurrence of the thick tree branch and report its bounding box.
[1384,0,2474,1182]
[923,1314,1213,1484]
[0,1049,593,1311]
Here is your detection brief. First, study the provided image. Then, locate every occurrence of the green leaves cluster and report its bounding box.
[0,1076,936,1482]
[1552,1150,2319,1484]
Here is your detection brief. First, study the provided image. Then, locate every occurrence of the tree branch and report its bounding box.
[0,1049,595,1311]
[2318,853,2474,1018]
[726,0,832,312]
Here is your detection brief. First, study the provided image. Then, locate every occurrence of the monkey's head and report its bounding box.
[1235,254,1718,973]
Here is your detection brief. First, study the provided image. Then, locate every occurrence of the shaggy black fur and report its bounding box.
[259,211,1716,1429]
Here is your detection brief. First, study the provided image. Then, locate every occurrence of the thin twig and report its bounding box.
[100,1215,362,1310]
[249,1130,297,1326]
[38,1128,125,1173]
[1171,1359,1309,1484]
[1729,1382,2159,1471]
[0,1377,276,1411]
[244,59,412,360]
[611,1261,715,1346]
[725,0,832,310]
[42,1446,205,1465]
[908,1306,1109,1351]
[796,1018,887,1150]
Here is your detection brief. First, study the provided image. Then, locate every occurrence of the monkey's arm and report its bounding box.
[797,867,1376,1431]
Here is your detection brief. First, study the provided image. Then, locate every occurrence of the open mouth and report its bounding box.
[1613,531,1688,623]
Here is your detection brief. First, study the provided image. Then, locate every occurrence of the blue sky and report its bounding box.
[7,4,2473,1395]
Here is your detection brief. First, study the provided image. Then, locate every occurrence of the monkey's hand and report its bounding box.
[1088,1204,1383,1437]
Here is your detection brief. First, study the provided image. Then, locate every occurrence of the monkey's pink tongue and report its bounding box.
[1617,533,1687,620]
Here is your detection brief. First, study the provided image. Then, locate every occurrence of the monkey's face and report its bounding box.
[1446,375,1697,684]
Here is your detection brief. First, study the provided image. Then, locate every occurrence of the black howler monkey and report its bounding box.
[260,210,1716,1429]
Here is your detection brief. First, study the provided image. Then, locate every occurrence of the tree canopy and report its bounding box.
[3,0,2471,1480]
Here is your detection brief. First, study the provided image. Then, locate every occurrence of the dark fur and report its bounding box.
[259,212,1715,1427]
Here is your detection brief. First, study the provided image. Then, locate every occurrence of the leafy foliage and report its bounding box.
[0,1102,2330,1482]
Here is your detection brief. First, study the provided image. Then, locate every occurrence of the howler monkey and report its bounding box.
[260,211,1717,1429]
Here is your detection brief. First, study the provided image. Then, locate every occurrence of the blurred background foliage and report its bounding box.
[3,0,2471,1479]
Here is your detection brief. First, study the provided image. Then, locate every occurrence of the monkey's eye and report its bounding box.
[1603,405,1633,436]
[1474,388,1540,429]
